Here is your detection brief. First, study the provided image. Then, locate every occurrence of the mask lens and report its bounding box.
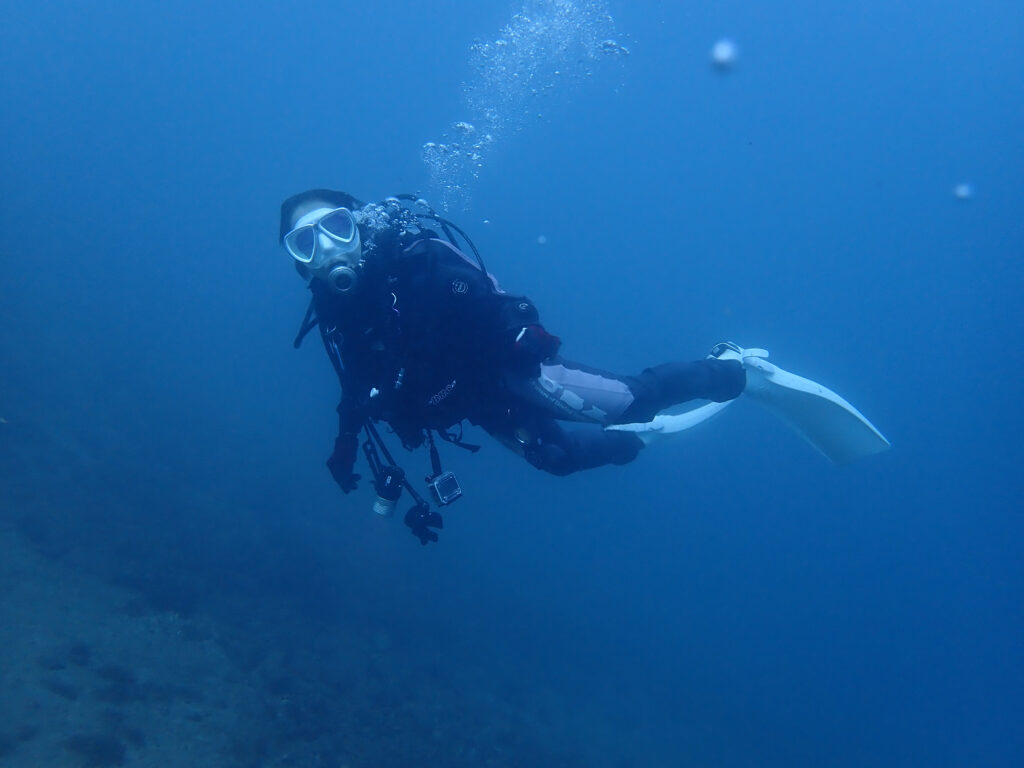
[318,208,356,243]
[285,226,316,263]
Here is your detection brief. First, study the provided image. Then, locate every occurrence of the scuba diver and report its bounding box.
[282,189,889,544]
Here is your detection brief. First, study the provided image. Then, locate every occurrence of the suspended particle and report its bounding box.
[953,182,974,200]
[710,38,738,71]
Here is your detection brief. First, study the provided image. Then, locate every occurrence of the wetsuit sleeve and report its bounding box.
[321,373,366,493]
[335,389,366,439]
[312,289,367,491]
[312,305,367,441]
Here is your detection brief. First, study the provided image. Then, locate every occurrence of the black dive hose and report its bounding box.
[393,193,489,277]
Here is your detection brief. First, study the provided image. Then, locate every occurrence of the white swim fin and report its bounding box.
[610,343,891,463]
[605,400,734,445]
[734,348,891,465]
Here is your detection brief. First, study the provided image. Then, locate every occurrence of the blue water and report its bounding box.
[1,1,1021,765]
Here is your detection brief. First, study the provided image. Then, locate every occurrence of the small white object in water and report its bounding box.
[537,235,548,245]
[600,39,630,57]
[710,38,738,70]
[953,182,974,200]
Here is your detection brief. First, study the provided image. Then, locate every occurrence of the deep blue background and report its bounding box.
[2,1,1021,765]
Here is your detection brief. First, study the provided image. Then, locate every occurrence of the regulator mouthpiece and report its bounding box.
[328,265,359,294]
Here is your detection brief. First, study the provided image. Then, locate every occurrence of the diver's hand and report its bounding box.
[404,502,443,545]
[514,324,560,360]
[326,435,361,494]
[509,324,561,375]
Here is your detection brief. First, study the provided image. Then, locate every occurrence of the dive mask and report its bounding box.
[284,206,362,293]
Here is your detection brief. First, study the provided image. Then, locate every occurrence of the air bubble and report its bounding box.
[710,38,738,71]
[953,183,974,200]
[423,0,625,210]
[600,39,630,56]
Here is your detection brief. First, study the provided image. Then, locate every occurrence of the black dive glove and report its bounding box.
[326,434,361,494]
[404,502,443,545]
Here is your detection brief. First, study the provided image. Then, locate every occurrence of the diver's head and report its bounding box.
[280,189,364,294]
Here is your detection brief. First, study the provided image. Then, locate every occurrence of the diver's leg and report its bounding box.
[501,356,744,426]
[482,410,643,476]
[617,358,745,423]
[609,342,891,462]
[501,359,638,425]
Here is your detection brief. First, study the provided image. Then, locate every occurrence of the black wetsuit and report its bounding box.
[312,234,744,479]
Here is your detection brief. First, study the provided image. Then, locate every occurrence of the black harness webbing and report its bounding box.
[394,193,489,277]
[433,425,481,454]
[292,295,318,349]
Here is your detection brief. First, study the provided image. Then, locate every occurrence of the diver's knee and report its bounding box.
[524,432,642,475]
[524,444,578,476]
